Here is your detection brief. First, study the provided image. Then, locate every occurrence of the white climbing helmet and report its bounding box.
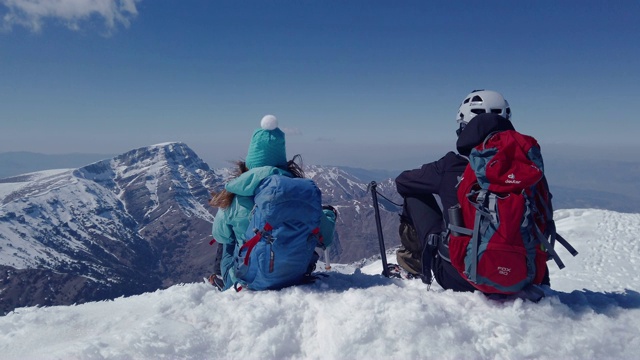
[456,90,511,124]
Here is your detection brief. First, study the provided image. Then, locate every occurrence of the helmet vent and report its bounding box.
[457,90,509,124]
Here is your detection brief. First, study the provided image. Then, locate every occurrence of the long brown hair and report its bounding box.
[287,154,305,179]
[209,154,305,209]
[209,160,249,209]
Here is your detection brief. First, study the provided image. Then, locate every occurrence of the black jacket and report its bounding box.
[395,113,515,223]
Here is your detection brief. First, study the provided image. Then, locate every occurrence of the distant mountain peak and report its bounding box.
[114,142,207,170]
[0,143,402,314]
[150,141,183,148]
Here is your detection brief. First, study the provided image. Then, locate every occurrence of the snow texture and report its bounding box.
[0,209,639,359]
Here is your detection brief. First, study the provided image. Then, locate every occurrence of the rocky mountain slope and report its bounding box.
[0,143,400,313]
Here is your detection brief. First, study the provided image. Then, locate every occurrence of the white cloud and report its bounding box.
[1,0,141,33]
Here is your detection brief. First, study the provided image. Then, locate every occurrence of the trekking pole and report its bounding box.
[324,248,332,270]
[369,181,390,277]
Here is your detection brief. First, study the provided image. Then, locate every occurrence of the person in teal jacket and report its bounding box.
[208,115,337,291]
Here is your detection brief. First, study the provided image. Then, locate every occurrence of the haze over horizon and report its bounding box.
[2,141,640,176]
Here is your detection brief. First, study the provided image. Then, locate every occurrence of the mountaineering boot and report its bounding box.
[386,263,420,280]
[208,274,225,291]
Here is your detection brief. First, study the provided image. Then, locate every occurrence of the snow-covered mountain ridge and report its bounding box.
[0,143,227,313]
[0,143,400,313]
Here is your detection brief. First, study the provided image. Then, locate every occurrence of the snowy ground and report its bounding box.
[1,209,639,359]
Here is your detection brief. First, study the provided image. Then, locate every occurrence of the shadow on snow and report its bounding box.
[550,288,640,315]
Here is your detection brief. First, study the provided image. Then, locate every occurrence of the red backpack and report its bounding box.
[447,130,577,294]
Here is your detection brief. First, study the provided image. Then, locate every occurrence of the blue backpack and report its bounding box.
[233,175,323,290]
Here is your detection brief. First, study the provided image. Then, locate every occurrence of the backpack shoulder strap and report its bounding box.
[468,206,485,283]
[555,232,579,256]
[533,180,579,266]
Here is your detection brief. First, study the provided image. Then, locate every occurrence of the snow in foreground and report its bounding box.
[1,209,639,360]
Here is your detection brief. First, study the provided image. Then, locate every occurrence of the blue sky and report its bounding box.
[1,0,639,169]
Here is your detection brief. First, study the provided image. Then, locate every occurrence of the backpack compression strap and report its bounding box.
[526,193,579,269]
[468,207,484,283]
[467,190,495,283]
[240,224,323,266]
[241,223,274,265]
[533,223,578,269]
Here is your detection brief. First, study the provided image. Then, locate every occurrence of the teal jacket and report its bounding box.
[212,166,291,246]
[211,166,336,248]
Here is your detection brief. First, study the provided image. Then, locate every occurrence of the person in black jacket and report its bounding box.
[394,90,515,291]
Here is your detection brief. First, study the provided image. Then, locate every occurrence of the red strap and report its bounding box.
[241,232,262,265]
[241,223,273,266]
[312,227,323,244]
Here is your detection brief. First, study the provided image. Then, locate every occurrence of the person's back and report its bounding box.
[209,115,337,291]
[394,90,517,291]
[234,174,324,290]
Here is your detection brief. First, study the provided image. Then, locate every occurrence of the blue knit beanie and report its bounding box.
[245,115,287,169]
